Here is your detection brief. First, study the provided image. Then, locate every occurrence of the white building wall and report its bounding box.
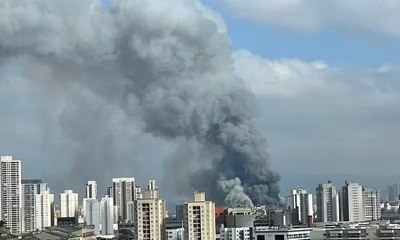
[85,198,100,235]
[343,182,364,222]
[289,188,314,224]
[113,206,119,225]
[220,227,252,240]
[127,200,134,223]
[60,190,78,218]
[166,228,185,240]
[316,182,340,222]
[0,156,22,234]
[35,191,54,230]
[86,181,97,199]
[100,196,114,237]
[21,180,48,232]
[363,188,381,221]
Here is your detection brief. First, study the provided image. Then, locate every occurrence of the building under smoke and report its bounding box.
[0,0,280,206]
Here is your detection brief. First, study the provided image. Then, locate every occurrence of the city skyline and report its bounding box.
[1,153,399,239]
[2,0,400,215]
[2,155,397,207]
[4,154,399,207]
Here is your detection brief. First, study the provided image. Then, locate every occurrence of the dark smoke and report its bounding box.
[0,0,280,205]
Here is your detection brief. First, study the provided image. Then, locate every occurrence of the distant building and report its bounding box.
[226,214,257,228]
[288,188,313,225]
[166,219,184,240]
[126,200,135,224]
[0,156,22,234]
[60,190,78,218]
[112,177,135,223]
[310,221,400,240]
[57,217,78,226]
[254,226,311,240]
[176,204,184,221]
[342,181,364,222]
[21,179,48,232]
[86,181,97,199]
[316,181,340,222]
[100,195,114,237]
[29,225,96,239]
[83,181,98,223]
[268,209,294,227]
[84,198,100,235]
[135,186,143,199]
[225,207,254,216]
[363,188,381,221]
[381,209,400,222]
[215,207,226,233]
[134,180,166,240]
[166,227,185,240]
[220,226,253,240]
[35,190,54,230]
[184,191,216,240]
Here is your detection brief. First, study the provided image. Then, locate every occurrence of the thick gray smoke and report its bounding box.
[0,0,280,205]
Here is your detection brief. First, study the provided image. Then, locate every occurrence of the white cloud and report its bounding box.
[233,49,400,100]
[233,49,328,97]
[219,0,400,38]
[233,49,400,176]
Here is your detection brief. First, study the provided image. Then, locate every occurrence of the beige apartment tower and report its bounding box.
[184,192,216,240]
[134,180,166,240]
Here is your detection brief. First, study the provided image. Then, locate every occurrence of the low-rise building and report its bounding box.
[220,226,253,240]
[310,221,400,240]
[166,219,184,240]
[254,227,311,240]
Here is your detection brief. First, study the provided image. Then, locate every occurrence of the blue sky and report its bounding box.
[201,0,400,192]
[204,0,400,67]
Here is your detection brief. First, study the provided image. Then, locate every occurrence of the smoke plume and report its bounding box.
[0,0,280,205]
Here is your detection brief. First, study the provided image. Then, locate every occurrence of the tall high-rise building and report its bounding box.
[184,191,216,240]
[338,191,344,221]
[21,179,48,232]
[60,190,78,218]
[35,190,54,230]
[134,180,166,240]
[342,181,364,222]
[100,195,114,237]
[86,181,97,199]
[112,177,135,222]
[363,188,381,221]
[127,201,135,224]
[0,156,22,234]
[316,181,340,222]
[85,198,100,235]
[83,181,98,221]
[288,188,313,224]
